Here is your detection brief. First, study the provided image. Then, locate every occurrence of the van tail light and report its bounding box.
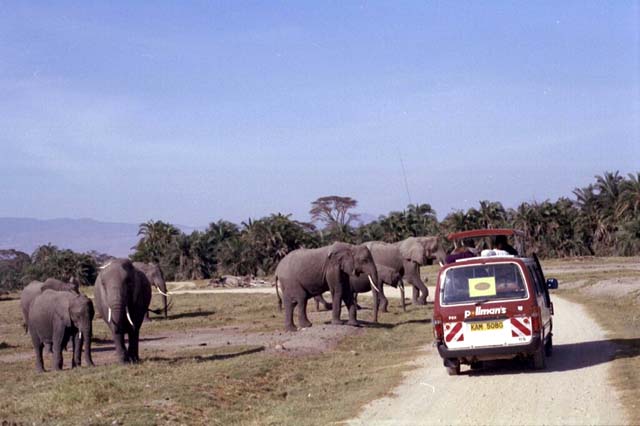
[531,306,541,333]
[433,315,444,340]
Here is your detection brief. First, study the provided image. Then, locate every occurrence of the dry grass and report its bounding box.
[0,287,432,425]
[549,257,640,424]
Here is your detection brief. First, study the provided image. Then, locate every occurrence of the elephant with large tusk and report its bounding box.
[349,263,406,319]
[133,262,169,319]
[365,236,446,306]
[274,242,379,331]
[94,259,152,364]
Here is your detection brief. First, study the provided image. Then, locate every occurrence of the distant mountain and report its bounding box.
[0,218,198,258]
[354,213,379,226]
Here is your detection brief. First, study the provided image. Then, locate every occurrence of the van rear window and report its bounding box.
[441,263,527,305]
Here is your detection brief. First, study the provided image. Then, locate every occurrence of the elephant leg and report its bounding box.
[71,333,80,368]
[372,289,379,324]
[354,293,363,310]
[113,332,129,364]
[379,285,389,313]
[342,289,358,327]
[411,285,420,304]
[283,295,297,332]
[52,340,63,371]
[406,263,429,305]
[127,328,140,363]
[297,297,312,329]
[330,288,343,325]
[314,294,332,311]
[84,334,95,367]
[31,333,45,373]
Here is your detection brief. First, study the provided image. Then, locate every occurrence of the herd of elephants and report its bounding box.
[20,236,445,372]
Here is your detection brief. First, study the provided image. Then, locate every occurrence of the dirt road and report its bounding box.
[349,296,626,425]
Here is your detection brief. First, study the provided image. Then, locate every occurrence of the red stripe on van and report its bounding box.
[445,322,462,342]
[511,317,531,336]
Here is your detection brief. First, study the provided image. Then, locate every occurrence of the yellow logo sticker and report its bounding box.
[468,276,496,298]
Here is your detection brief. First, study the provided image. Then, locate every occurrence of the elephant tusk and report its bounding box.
[108,308,112,324]
[439,261,444,267]
[368,275,380,293]
[126,309,134,327]
[78,331,82,340]
[156,288,170,297]
[99,261,113,270]
[399,280,405,291]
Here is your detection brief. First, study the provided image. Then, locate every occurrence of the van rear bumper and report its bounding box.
[437,335,542,360]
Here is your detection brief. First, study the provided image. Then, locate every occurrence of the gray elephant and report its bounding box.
[366,236,446,306]
[28,289,94,372]
[133,262,169,319]
[314,262,405,314]
[94,259,151,363]
[21,278,79,332]
[350,264,404,323]
[275,242,379,331]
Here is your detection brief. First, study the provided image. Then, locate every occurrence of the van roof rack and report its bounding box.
[447,229,525,241]
[446,228,527,256]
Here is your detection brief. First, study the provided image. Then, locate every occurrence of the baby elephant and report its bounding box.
[28,290,95,372]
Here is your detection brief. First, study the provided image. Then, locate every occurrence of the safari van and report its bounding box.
[433,229,558,375]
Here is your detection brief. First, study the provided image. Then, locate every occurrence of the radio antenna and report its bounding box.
[399,156,413,206]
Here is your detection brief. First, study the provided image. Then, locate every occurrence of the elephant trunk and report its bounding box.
[155,279,169,319]
[161,294,168,319]
[367,275,381,294]
[435,246,447,267]
[108,304,127,333]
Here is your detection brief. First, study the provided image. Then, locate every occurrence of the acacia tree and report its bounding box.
[309,196,360,242]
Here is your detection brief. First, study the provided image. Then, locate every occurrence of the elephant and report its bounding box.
[313,262,405,315]
[349,263,404,321]
[21,278,79,332]
[133,262,169,319]
[365,236,446,306]
[27,289,94,372]
[275,242,379,332]
[94,259,151,363]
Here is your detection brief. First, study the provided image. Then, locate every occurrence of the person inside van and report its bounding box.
[445,239,477,264]
[494,235,518,256]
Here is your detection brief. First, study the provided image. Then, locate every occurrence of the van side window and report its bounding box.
[527,265,543,296]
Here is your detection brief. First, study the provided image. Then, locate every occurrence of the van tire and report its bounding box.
[532,342,546,370]
[545,335,553,357]
[446,360,460,376]
[470,361,483,370]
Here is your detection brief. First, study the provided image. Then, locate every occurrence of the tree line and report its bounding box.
[1,170,637,290]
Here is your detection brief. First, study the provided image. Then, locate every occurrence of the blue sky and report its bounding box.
[1,1,638,226]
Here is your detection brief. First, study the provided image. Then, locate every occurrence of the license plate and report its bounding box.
[470,321,504,332]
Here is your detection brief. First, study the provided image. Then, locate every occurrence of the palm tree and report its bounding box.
[136,220,181,263]
[616,172,640,221]
[476,200,507,229]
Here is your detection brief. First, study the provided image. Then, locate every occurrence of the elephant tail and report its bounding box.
[275,276,282,311]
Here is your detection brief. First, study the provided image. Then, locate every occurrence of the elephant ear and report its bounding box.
[326,245,355,275]
[339,250,355,275]
[399,238,426,264]
[54,294,73,328]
